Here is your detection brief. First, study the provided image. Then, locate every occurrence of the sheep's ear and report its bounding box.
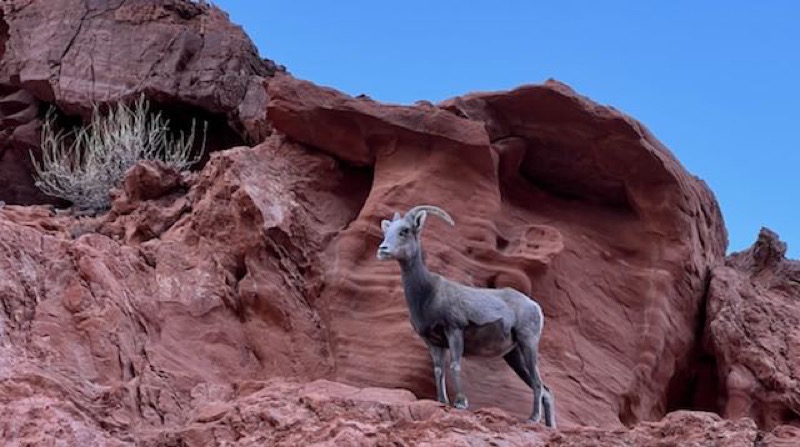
[413,210,428,231]
[381,219,391,233]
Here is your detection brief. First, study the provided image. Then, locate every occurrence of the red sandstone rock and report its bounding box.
[705,228,800,430]
[267,74,490,166]
[0,0,275,117]
[0,85,63,205]
[0,124,733,445]
[0,76,795,443]
[0,136,365,444]
[0,0,282,204]
[141,379,770,446]
[120,160,185,204]
[269,74,727,427]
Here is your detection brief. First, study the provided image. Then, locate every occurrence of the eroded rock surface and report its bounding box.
[268,74,727,427]
[0,0,279,119]
[143,379,772,447]
[706,228,800,429]
[1,73,797,443]
[0,0,283,204]
[2,373,795,446]
[0,137,368,443]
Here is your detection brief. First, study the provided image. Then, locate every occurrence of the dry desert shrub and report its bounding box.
[30,95,206,211]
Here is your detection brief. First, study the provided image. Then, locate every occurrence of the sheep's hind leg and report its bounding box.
[519,338,544,424]
[446,328,468,409]
[503,345,531,385]
[426,342,449,405]
[542,384,556,428]
[503,345,556,427]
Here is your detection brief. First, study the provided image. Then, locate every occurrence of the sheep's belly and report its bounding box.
[463,320,515,358]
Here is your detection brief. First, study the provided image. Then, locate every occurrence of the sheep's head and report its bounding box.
[377,205,455,262]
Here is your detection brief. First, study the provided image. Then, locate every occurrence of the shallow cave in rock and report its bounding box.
[495,134,638,216]
[23,96,246,208]
[664,346,723,415]
[144,100,246,167]
[518,143,635,212]
[44,96,245,162]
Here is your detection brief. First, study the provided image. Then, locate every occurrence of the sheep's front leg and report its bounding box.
[426,342,449,404]
[446,328,468,409]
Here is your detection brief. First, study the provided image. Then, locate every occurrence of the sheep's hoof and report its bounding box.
[454,394,469,410]
[527,413,542,424]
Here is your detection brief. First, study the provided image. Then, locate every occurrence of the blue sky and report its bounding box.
[216,1,799,258]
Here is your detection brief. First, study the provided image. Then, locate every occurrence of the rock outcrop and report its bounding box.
[705,228,800,429]
[0,72,739,443]
[0,136,369,444]
[136,379,785,447]
[8,373,797,446]
[0,0,283,205]
[267,74,727,427]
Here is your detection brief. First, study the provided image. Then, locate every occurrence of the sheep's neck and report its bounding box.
[399,249,436,318]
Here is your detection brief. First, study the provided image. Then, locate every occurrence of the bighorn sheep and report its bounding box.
[376,205,556,427]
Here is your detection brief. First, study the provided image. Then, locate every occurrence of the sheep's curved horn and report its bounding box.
[405,205,455,226]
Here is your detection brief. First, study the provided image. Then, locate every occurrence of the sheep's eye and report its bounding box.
[399,228,409,237]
